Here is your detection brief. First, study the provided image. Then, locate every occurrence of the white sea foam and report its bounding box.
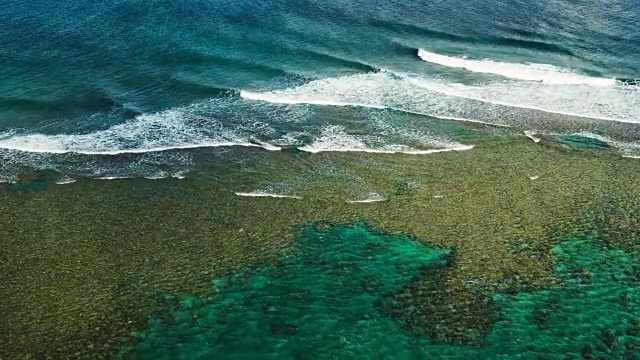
[171,171,188,179]
[296,125,473,154]
[0,135,281,155]
[97,172,190,181]
[234,191,302,199]
[524,131,541,143]
[3,52,637,182]
[410,77,640,123]
[97,176,133,180]
[0,100,285,156]
[145,172,170,180]
[242,84,509,127]
[55,176,77,185]
[346,192,386,203]
[241,91,386,109]
[0,175,17,184]
[417,49,615,86]
[0,88,474,182]
[243,69,640,125]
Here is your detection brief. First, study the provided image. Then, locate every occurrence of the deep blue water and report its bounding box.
[1,0,639,181]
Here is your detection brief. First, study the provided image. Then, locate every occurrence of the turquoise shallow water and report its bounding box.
[119,225,640,359]
[118,224,452,359]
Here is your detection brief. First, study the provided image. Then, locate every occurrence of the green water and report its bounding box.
[557,135,610,150]
[119,225,640,359]
[118,224,451,359]
[479,240,640,359]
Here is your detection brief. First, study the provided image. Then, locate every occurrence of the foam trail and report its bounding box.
[242,90,507,128]
[296,125,473,154]
[0,100,284,155]
[234,191,302,199]
[242,70,638,124]
[241,91,386,109]
[145,172,170,180]
[346,192,386,203]
[0,136,281,155]
[299,145,473,154]
[417,49,615,86]
[410,77,640,123]
[0,176,17,184]
[0,98,293,180]
[55,176,77,185]
[249,72,506,127]
[171,171,188,179]
[524,131,541,143]
[96,174,176,181]
[97,176,134,180]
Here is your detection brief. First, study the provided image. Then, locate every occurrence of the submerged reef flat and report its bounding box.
[2,132,640,358]
[120,228,640,359]
[117,224,451,359]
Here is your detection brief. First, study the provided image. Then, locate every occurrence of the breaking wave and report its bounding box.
[0,100,283,155]
[297,125,472,154]
[242,67,640,125]
[4,48,636,182]
[417,49,615,86]
[0,89,473,181]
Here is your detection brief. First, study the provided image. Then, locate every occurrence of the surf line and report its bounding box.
[240,91,510,129]
[234,191,302,199]
[346,198,386,203]
[297,145,474,154]
[408,77,637,124]
[416,48,615,86]
[524,131,541,143]
[346,192,386,203]
[0,141,282,155]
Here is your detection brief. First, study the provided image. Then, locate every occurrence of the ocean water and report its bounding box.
[1,0,639,182]
[3,0,640,358]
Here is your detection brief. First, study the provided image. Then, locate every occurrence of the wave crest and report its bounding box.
[417,49,615,86]
[241,68,640,125]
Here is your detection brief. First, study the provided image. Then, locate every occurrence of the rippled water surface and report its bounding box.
[1,0,639,358]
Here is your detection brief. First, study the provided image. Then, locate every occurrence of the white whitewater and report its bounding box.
[410,77,640,123]
[242,66,640,124]
[298,145,473,154]
[241,91,387,109]
[296,125,473,154]
[0,134,281,155]
[55,176,77,185]
[417,49,615,86]
[524,131,541,143]
[0,99,285,155]
[234,190,302,199]
[346,192,386,203]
